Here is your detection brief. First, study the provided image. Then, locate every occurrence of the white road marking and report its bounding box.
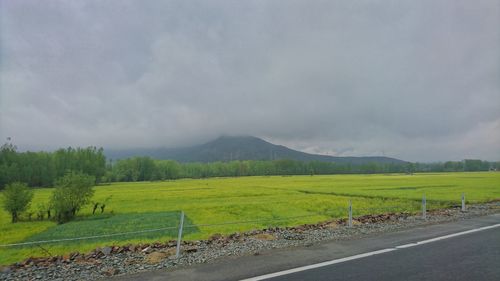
[395,243,417,249]
[240,248,396,281]
[240,223,500,281]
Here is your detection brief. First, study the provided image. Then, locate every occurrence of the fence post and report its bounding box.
[461,193,466,212]
[348,200,353,227]
[422,194,426,220]
[176,211,185,259]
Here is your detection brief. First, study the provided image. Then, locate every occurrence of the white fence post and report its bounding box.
[422,194,426,220]
[461,193,466,212]
[176,211,185,259]
[348,200,353,227]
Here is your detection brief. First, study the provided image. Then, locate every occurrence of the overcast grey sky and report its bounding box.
[1,0,499,162]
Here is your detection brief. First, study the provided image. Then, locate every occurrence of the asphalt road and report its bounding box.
[264,226,500,281]
[112,214,500,281]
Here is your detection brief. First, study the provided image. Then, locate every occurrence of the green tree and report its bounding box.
[1,182,34,222]
[51,172,95,223]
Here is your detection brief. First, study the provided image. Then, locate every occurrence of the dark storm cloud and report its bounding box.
[1,0,499,162]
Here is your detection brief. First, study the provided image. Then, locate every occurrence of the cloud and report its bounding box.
[1,0,499,161]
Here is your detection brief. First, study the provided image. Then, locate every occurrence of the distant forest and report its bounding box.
[0,143,498,189]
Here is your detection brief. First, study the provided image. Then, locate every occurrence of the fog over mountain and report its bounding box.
[105,135,406,164]
[1,1,499,162]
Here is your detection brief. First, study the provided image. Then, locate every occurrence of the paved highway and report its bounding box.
[112,214,500,281]
[256,225,500,281]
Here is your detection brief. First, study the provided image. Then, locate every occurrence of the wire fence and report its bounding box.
[0,193,475,256]
[183,214,317,229]
[0,226,180,248]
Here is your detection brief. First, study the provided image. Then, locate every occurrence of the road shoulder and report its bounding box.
[111,213,500,281]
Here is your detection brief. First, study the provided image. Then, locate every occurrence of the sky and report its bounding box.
[1,0,499,162]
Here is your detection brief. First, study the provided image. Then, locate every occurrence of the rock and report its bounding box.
[144,251,169,264]
[184,246,198,253]
[74,255,85,263]
[152,242,164,249]
[69,252,80,260]
[209,233,223,241]
[20,257,33,267]
[283,233,304,240]
[101,267,120,276]
[124,259,135,266]
[141,246,152,254]
[101,246,112,256]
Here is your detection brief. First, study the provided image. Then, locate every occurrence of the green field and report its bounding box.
[1,172,499,265]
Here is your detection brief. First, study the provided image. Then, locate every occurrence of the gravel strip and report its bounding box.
[1,202,499,281]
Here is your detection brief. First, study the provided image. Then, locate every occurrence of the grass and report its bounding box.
[23,212,198,244]
[0,172,499,264]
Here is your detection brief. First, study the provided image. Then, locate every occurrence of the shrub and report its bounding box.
[51,172,95,223]
[1,182,34,223]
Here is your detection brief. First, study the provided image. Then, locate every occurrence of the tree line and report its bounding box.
[1,142,498,189]
[0,142,105,188]
[102,157,499,182]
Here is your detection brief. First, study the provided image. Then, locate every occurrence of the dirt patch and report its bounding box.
[144,249,176,264]
[251,233,276,241]
[324,222,339,229]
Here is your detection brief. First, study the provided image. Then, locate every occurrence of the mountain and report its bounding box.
[105,136,406,165]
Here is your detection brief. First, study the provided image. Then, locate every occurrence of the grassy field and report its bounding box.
[1,172,499,264]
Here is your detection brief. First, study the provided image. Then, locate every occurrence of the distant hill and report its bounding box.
[106,136,406,165]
